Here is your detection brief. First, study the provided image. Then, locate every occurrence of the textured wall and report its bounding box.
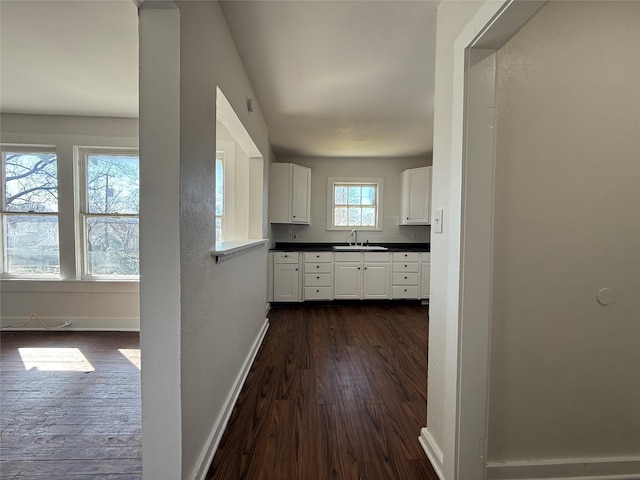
[489,0,640,463]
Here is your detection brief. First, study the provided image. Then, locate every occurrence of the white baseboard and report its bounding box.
[189,318,270,480]
[0,315,139,331]
[487,456,640,480]
[419,427,445,480]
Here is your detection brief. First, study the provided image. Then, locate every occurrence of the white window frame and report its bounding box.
[326,177,384,231]
[1,145,59,278]
[77,147,139,280]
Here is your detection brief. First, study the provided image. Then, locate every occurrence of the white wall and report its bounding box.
[422,2,485,478]
[271,156,431,244]
[0,113,139,330]
[139,2,272,479]
[489,0,640,467]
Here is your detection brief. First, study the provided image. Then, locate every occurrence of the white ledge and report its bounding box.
[211,239,268,263]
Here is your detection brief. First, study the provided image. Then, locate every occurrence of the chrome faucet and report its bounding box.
[350,228,358,246]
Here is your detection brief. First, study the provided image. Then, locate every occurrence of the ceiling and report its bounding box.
[0,0,439,159]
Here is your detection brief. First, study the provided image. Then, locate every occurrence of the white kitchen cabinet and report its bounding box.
[400,166,432,225]
[421,252,431,299]
[391,252,421,299]
[303,251,333,300]
[333,252,362,299]
[363,252,390,299]
[269,163,311,224]
[334,251,390,300]
[272,252,300,302]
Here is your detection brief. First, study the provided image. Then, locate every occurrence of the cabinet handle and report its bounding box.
[358,267,361,270]
[404,276,408,279]
[316,289,320,292]
[404,254,408,257]
[316,276,320,279]
[405,264,408,268]
[316,254,320,258]
[404,288,407,292]
[284,254,288,258]
[316,265,320,269]
[364,267,367,270]
[295,268,298,271]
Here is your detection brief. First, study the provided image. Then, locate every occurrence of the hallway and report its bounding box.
[207,303,436,479]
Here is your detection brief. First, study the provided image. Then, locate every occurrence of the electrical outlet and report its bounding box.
[412,232,417,239]
[292,233,298,240]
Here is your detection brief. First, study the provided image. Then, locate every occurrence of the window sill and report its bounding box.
[211,239,268,263]
[0,279,139,294]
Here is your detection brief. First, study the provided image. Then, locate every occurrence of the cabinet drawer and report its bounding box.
[273,252,299,263]
[363,252,390,262]
[392,285,419,299]
[392,272,419,285]
[392,262,420,273]
[304,286,332,300]
[304,273,332,287]
[392,252,420,262]
[305,262,332,274]
[303,251,332,263]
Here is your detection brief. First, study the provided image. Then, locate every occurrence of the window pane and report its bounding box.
[216,158,224,216]
[348,207,362,226]
[334,207,348,226]
[362,207,376,226]
[361,186,376,206]
[87,155,139,214]
[86,217,139,276]
[3,215,59,274]
[3,152,58,213]
[216,217,222,242]
[347,186,361,205]
[335,186,348,205]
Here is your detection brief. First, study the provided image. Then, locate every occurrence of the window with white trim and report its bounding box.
[215,152,224,241]
[327,177,383,230]
[79,148,139,278]
[1,147,59,276]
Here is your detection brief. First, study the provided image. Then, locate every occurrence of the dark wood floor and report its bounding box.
[1,304,434,480]
[0,331,142,479]
[207,303,436,480]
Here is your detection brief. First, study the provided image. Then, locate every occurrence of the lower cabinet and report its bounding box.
[391,252,421,299]
[303,251,333,300]
[271,249,427,303]
[334,253,362,299]
[334,252,390,300]
[272,252,300,302]
[421,252,430,299]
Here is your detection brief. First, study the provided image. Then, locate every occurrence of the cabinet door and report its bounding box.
[401,167,431,225]
[421,262,431,299]
[363,263,390,299]
[291,164,310,223]
[273,263,300,302]
[334,262,362,299]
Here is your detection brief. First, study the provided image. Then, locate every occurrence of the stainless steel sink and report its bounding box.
[332,245,388,251]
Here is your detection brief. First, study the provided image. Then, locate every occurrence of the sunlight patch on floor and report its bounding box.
[119,348,141,369]
[18,348,95,372]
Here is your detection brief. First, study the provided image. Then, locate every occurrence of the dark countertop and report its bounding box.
[272,242,430,252]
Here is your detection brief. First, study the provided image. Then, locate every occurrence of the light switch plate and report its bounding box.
[433,208,443,234]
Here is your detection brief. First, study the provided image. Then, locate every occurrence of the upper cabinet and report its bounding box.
[400,166,432,225]
[269,163,311,224]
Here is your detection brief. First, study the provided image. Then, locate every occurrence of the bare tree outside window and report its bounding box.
[84,153,139,276]
[1,151,59,275]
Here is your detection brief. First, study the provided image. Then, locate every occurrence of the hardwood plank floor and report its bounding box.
[0,331,141,479]
[207,303,436,480]
[1,304,434,479]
